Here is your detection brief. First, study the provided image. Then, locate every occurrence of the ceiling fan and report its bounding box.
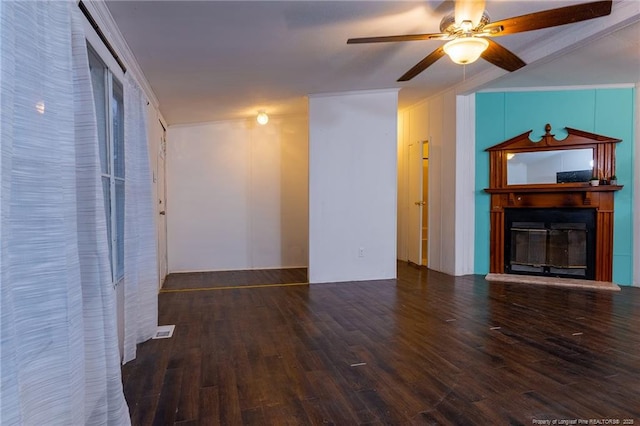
[347,0,613,81]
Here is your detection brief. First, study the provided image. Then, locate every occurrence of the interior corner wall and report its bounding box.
[475,88,636,286]
[308,90,398,284]
[397,89,460,276]
[166,116,309,273]
[396,111,408,262]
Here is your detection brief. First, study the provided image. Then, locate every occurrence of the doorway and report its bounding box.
[408,140,429,267]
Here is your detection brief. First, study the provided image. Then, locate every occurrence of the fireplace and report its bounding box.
[484,125,622,283]
[504,208,595,279]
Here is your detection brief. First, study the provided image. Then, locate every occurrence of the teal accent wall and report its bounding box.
[474,88,635,285]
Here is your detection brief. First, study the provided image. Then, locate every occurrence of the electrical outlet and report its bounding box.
[358,247,365,258]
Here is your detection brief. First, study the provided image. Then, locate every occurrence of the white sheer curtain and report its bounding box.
[123,75,159,363]
[0,1,130,424]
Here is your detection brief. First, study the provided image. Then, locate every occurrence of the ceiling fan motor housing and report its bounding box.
[439,11,491,34]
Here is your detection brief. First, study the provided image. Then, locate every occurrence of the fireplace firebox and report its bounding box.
[504,208,595,279]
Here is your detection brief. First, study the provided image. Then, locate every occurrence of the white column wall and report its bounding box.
[454,94,476,275]
[166,116,309,272]
[308,90,398,283]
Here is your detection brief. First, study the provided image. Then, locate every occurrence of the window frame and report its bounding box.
[87,43,125,285]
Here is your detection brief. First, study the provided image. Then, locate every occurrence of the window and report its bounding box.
[88,45,125,284]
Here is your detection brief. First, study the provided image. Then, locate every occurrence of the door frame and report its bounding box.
[407,141,423,266]
[156,123,168,287]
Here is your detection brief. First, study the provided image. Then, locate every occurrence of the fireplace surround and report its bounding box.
[484,125,622,282]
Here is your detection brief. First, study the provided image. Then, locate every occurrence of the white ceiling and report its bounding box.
[104,1,640,125]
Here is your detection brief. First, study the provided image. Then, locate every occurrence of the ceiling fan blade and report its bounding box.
[484,0,612,36]
[455,0,486,27]
[481,39,526,72]
[397,46,446,82]
[347,33,448,44]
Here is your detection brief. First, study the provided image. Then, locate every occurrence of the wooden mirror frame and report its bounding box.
[485,124,621,190]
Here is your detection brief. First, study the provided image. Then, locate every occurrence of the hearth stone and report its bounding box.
[485,273,620,291]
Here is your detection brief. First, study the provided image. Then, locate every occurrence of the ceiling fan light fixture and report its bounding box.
[256,110,269,125]
[443,37,489,65]
[349,0,613,81]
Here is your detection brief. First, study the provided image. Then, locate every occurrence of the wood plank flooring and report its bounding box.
[162,268,307,290]
[122,263,640,425]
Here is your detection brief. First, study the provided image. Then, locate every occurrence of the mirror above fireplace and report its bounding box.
[486,124,622,189]
[506,148,593,185]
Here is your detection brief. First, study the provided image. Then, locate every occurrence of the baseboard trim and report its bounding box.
[168,265,308,274]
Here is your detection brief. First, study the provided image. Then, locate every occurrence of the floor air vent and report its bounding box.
[152,325,175,339]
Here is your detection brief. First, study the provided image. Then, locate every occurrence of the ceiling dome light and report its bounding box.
[443,37,489,65]
[256,110,269,125]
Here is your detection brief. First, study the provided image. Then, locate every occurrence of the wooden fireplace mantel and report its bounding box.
[484,185,623,194]
[484,124,622,282]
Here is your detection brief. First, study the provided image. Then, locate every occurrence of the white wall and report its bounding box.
[308,90,398,283]
[166,116,308,272]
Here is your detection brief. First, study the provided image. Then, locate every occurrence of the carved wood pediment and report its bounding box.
[486,124,621,152]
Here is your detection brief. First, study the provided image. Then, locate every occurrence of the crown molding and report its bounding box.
[478,83,635,93]
[308,88,400,101]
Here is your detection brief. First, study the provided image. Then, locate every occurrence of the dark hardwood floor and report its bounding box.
[162,268,307,290]
[122,263,640,425]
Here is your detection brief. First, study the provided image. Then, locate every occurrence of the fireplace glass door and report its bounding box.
[505,209,595,280]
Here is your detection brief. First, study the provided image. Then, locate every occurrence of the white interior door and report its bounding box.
[408,142,423,265]
[157,130,168,287]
